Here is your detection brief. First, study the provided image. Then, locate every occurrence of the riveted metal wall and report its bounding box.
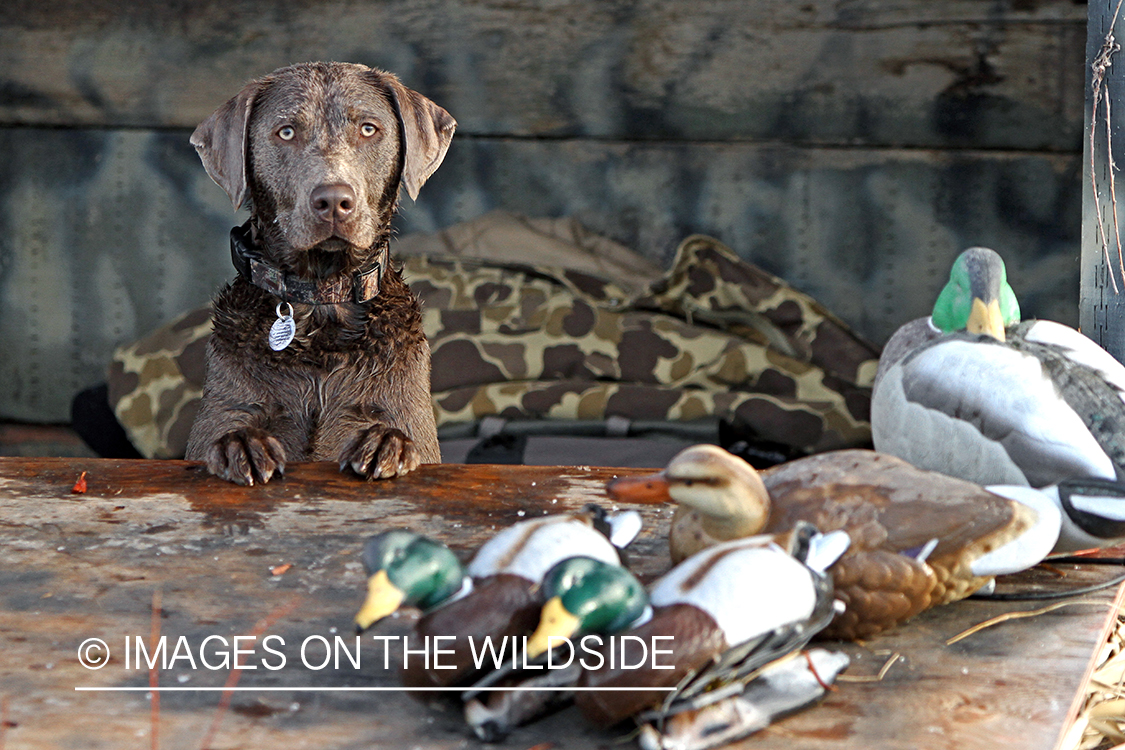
[0,0,1088,421]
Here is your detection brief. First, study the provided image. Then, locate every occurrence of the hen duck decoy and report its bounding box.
[353,505,640,689]
[871,246,1125,488]
[608,444,1061,639]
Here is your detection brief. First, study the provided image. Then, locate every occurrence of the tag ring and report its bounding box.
[276,302,294,318]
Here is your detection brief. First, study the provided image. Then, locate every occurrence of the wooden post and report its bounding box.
[1084,0,1125,362]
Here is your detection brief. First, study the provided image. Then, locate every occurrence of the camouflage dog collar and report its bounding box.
[229,222,385,305]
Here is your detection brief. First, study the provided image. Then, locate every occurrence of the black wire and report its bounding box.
[1045,556,1125,566]
[971,553,1125,601]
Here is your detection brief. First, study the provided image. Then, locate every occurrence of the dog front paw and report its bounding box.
[339,425,421,480]
[204,428,287,486]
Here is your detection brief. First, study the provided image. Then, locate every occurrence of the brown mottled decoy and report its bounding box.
[608,445,1061,639]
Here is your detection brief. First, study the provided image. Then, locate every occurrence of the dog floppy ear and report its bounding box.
[384,78,456,201]
[190,80,260,211]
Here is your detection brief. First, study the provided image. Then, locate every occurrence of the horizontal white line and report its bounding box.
[75,686,675,692]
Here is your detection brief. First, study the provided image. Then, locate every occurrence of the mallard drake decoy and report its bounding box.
[524,554,651,660]
[635,648,851,750]
[608,445,1061,639]
[463,555,651,741]
[871,246,1125,488]
[354,529,469,630]
[570,524,850,730]
[465,525,848,743]
[354,505,641,689]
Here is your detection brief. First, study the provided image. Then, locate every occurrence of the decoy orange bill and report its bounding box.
[606,473,673,504]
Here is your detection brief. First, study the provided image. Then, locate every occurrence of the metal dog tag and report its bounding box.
[269,302,296,351]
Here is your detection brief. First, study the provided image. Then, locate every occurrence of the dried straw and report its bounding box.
[1060,601,1125,750]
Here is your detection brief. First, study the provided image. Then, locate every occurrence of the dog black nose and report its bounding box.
[311,183,356,223]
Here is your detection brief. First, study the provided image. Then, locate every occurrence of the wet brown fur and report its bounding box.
[184,62,454,485]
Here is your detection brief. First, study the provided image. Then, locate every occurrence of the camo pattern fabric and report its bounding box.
[108,306,212,459]
[110,235,880,459]
[634,235,879,388]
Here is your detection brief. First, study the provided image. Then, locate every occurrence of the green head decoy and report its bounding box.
[930,246,1021,340]
[525,556,648,659]
[354,529,466,632]
[873,245,1125,492]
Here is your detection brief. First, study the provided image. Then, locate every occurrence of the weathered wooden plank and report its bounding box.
[0,0,1085,150]
[0,126,1081,421]
[0,457,1120,749]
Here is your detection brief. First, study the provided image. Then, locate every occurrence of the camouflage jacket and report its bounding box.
[109,232,879,460]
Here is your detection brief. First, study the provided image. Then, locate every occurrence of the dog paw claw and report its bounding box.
[340,425,420,480]
[206,428,286,485]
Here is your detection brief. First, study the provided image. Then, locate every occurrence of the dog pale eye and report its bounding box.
[360,123,379,138]
[277,126,296,141]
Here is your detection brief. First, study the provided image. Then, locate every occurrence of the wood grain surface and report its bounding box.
[0,457,1120,749]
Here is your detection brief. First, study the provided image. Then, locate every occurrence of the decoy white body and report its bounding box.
[647,534,843,649]
[873,331,1120,487]
[467,511,638,581]
[872,247,1125,490]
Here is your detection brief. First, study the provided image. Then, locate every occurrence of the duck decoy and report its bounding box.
[464,524,849,743]
[608,444,1061,639]
[871,246,1125,488]
[571,524,850,731]
[635,648,851,750]
[983,477,1125,553]
[463,554,651,741]
[353,505,641,689]
[354,529,469,631]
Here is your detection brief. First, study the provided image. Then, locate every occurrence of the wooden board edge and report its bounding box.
[1054,579,1125,750]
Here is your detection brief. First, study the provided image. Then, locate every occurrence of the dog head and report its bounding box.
[191,62,455,277]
